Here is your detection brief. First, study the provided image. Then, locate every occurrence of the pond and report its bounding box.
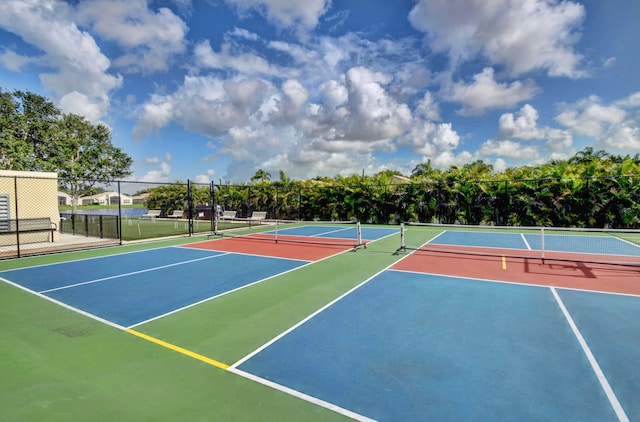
[59,208,149,218]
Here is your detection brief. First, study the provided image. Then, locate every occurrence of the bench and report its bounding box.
[166,210,184,218]
[248,211,267,222]
[219,210,238,220]
[141,209,162,218]
[0,218,58,242]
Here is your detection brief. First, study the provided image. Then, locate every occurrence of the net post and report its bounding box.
[274,219,278,244]
[540,227,545,263]
[356,221,364,249]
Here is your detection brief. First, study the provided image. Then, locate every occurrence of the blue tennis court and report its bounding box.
[267,224,396,241]
[431,230,640,256]
[0,247,307,327]
[233,269,640,421]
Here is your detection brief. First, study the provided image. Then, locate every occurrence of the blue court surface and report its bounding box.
[234,269,640,421]
[266,224,397,241]
[0,247,306,328]
[431,230,640,256]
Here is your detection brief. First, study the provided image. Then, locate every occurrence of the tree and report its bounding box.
[51,114,133,212]
[251,169,271,183]
[0,89,59,170]
[0,89,133,212]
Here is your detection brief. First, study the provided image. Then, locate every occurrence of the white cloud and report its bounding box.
[498,104,544,140]
[409,0,586,77]
[479,139,541,160]
[0,49,36,72]
[138,153,172,182]
[401,121,461,158]
[194,169,216,184]
[194,40,284,77]
[599,124,640,151]
[446,68,540,115]
[555,95,626,137]
[0,0,122,121]
[133,75,275,139]
[75,0,188,73]
[224,0,330,32]
[343,66,412,140]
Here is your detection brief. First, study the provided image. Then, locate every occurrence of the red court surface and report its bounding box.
[393,250,640,296]
[185,234,361,261]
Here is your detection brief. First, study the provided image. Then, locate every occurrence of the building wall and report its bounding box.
[0,170,59,245]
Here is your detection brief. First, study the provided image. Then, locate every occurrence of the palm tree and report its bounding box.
[251,169,271,183]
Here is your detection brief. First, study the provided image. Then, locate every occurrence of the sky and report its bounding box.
[0,0,639,184]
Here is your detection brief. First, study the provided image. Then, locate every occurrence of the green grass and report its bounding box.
[0,224,404,421]
[59,216,253,241]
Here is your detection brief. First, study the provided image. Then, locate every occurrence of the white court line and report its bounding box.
[520,233,532,250]
[0,276,125,330]
[550,287,629,422]
[39,252,230,294]
[228,367,375,422]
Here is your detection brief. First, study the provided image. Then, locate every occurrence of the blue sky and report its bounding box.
[1,0,639,183]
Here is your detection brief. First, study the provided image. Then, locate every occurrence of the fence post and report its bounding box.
[117,180,123,244]
[14,177,21,258]
[210,181,215,233]
[187,180,194,236]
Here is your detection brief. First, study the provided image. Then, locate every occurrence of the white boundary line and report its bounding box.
[389,267,640,298]
[0,276,126,330]
[550,287,629,422]
[39,252,230,293]
[228,367,376,422]
[0,245,180,271]
[127,258,316,329]
[520,233,532,250]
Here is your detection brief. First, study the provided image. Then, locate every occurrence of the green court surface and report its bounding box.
[0,229,401,421]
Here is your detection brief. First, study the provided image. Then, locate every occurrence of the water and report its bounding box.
[60,208,149,218]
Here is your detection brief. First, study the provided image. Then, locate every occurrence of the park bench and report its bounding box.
[220,210,238,220]
[0,217,58,242]
[248,211,267,222]
[141,209,162,218]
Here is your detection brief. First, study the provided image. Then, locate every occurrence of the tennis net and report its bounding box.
[398,222,640,266]
[210,219,366,249]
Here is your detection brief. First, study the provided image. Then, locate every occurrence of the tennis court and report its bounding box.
[1,222,639,421]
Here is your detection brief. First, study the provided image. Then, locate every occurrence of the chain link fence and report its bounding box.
[0,173,638,259]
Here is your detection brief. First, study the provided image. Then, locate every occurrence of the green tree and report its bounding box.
[1,89,133,212]
[51,114,133,212]
[0,89,60,170]
[251,169,271,183]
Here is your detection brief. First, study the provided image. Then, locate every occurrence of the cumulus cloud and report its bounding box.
[499,104,544,140]
[556,95,626,137]
[480,104,575,165]
[555,92,640,152]
[194,169,216,184]
[194,40,284,77]
[224,0,330,33]
[0,0,122,121]
[409,0,586,77]
[133,75,274,139]
[0,49,36,72]
[479,139,541,160]
[139,153,172,182]
[343,66,412,140]
[446,68,540,115]
[75,0,188,74]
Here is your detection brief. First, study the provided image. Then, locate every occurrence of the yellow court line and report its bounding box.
[126,328,229,370]
[502,255,507,270]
